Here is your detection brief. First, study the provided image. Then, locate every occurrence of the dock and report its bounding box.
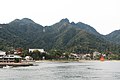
[0,62,33,67]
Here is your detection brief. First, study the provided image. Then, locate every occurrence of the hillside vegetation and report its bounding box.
[0,18,120,54]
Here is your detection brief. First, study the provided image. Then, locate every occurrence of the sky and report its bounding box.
[0,0,120,35]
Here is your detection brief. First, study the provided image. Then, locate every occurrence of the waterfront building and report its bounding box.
[93,51,101,60]
[0,51,6,57]
[14,48,22,55]
[0,51,22,63]
[29,49,45,53]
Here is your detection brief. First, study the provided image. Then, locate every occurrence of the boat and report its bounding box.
[21,56,37,66]
[3,65,13,69]
[0,54,33,67]
[21,60,35,63]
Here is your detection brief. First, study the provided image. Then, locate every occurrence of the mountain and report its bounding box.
[10,18,36,25]
[0,18,44,50]
[106,30,120,44]
[0,18,119,53]
[39,18,118,53]
[76,22,100,36]
[45,19,105,51]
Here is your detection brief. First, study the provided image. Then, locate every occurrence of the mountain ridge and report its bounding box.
[0,18,119,53]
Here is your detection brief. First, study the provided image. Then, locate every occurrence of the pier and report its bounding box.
[0,62,33,67]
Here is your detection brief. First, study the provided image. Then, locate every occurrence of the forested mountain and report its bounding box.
[0,18,120,53]
[106,30,120,44]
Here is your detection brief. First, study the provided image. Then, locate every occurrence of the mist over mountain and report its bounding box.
[0,18,120,53]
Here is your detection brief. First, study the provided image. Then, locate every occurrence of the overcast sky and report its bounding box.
[0,0,120,35]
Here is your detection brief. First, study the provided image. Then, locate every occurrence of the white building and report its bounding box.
[93,51,101,57]
[0,51,6,57]
[29,49,45,53]
[93,51,101,59]
[0,53,22,63]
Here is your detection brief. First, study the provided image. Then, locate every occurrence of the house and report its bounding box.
[29,49,45,53]
[69,53,79,59]
[14,48,22,55]
[93,51,101,60]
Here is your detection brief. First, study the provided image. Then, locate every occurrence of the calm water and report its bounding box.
[0,61,120,80]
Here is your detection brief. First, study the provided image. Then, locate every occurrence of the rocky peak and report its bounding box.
[60,18,70,23]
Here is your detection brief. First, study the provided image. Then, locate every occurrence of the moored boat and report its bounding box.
[0,54,33,67]
[3,65,13,69]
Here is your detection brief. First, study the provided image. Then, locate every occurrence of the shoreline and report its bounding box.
[35,60,120,63]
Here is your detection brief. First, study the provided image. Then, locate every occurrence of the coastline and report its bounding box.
[35,60,120,63]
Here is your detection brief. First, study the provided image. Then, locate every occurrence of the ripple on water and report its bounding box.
[1,61,120,80]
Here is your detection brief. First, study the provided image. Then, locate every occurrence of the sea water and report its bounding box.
[0,61,120,80]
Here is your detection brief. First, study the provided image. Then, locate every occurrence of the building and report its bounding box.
[14,48,22,55]
[0,51,22,63]
[29,49,45,53]
[93,51,101,60]
[0,51,6,57]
